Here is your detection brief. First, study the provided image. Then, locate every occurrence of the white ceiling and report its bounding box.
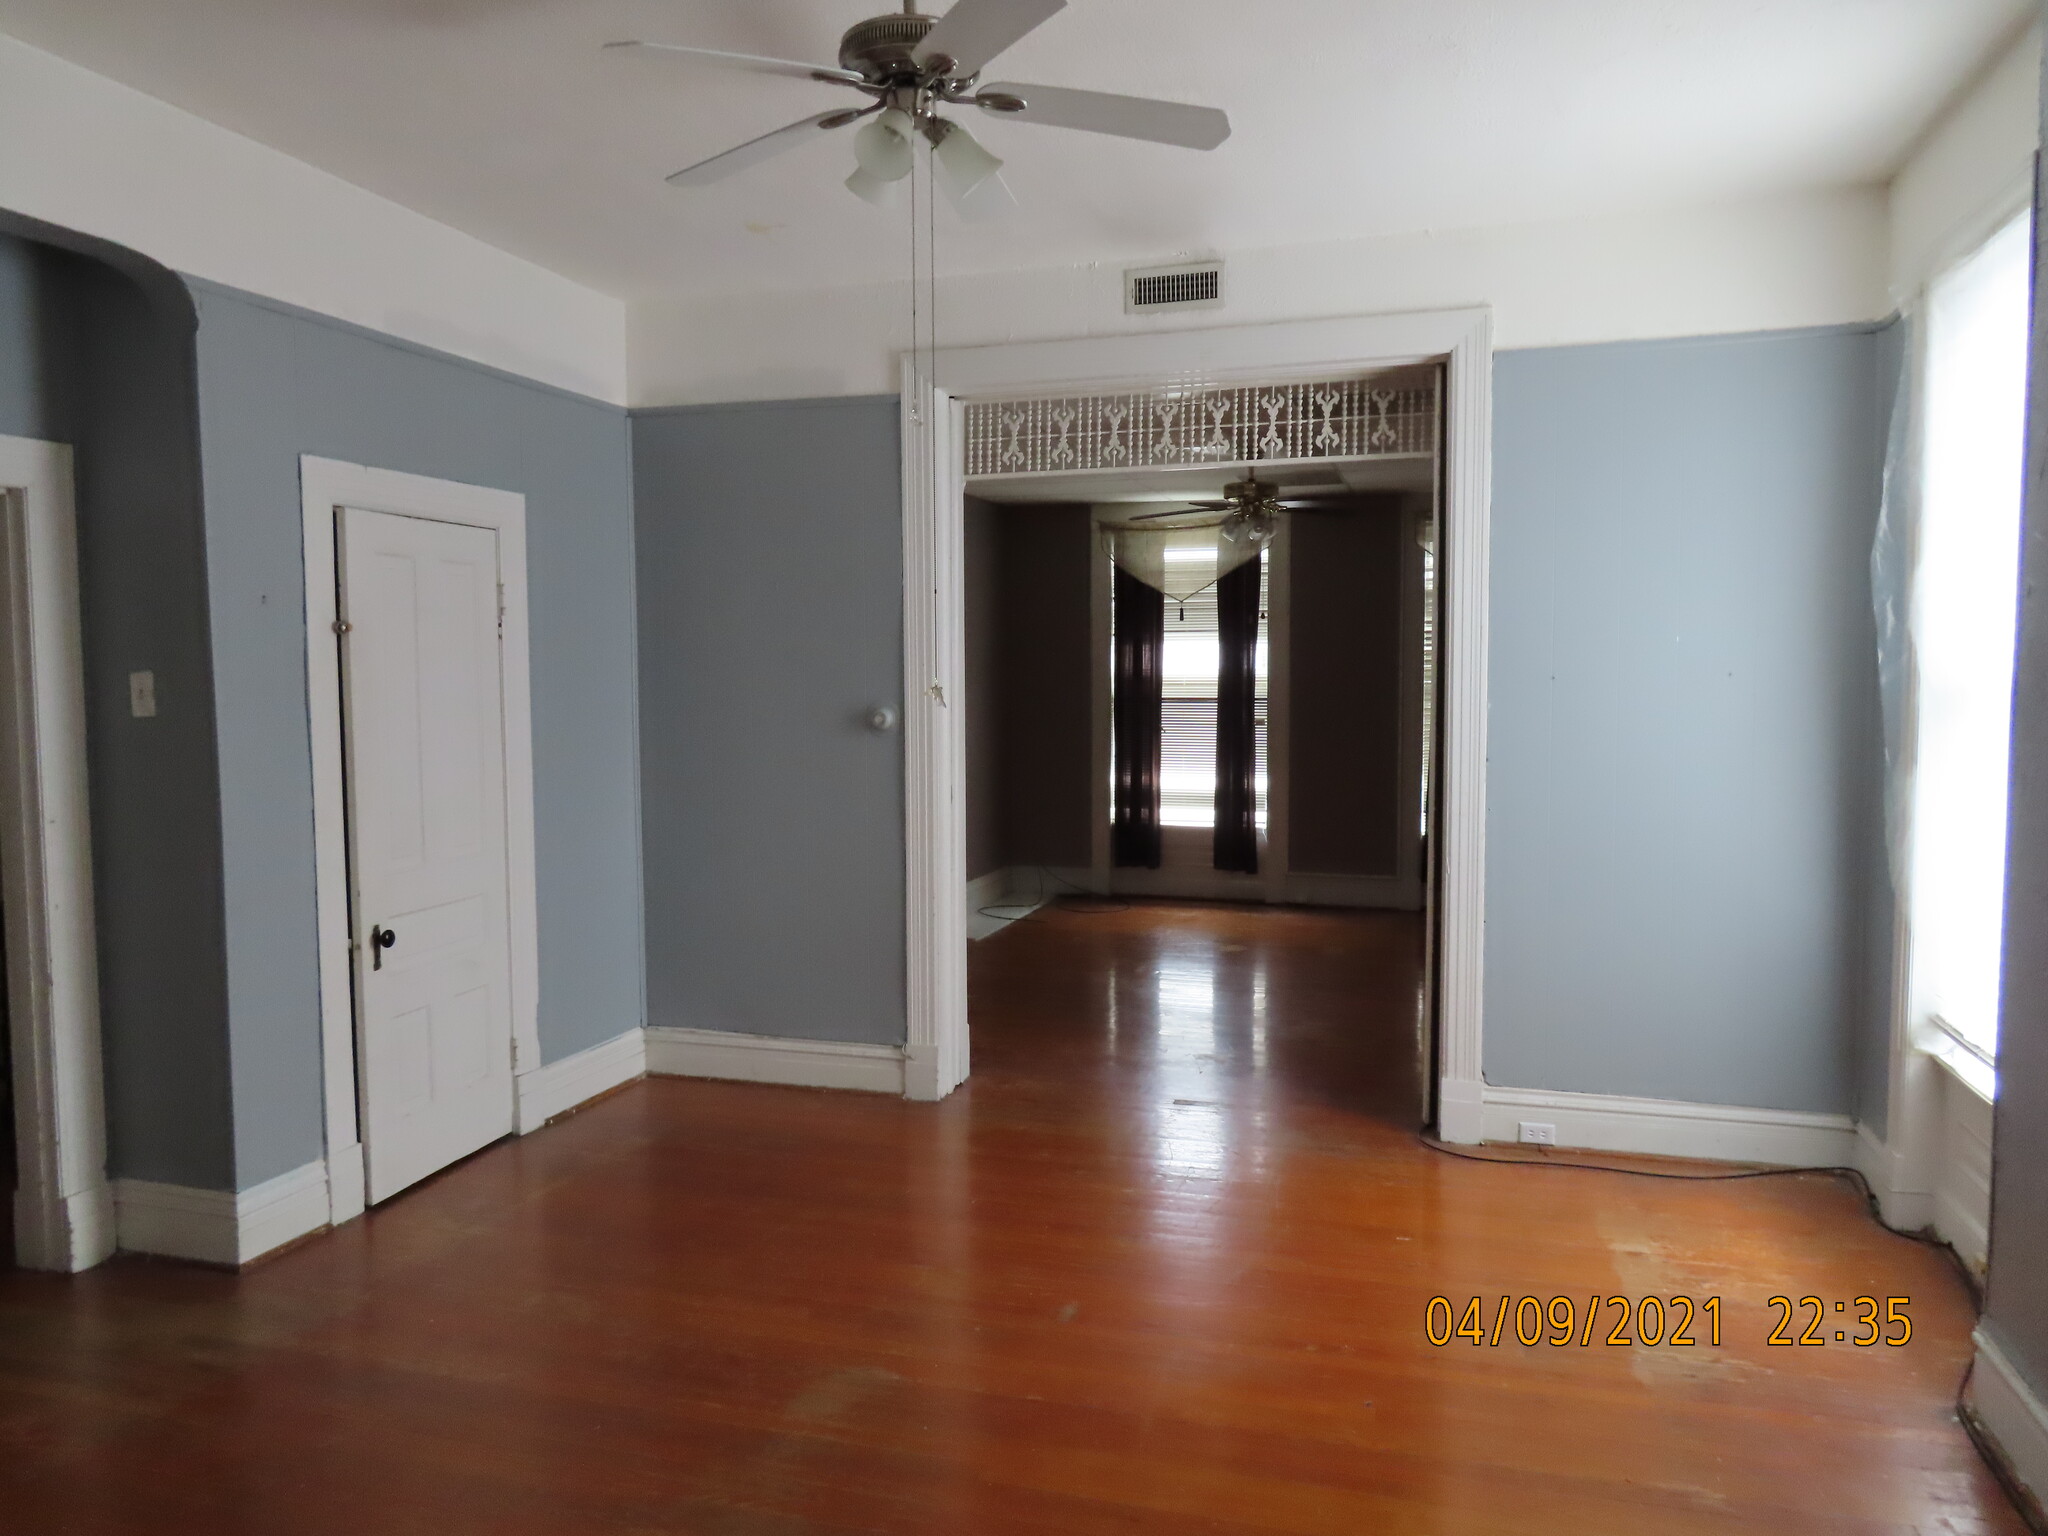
[0,0,2027,302]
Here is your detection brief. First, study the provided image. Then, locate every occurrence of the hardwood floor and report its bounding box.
[0,900,2018,1533]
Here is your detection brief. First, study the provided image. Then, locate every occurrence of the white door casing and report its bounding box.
[300,458,538,1226]
[903,310,1492,1135]
[338,508,516,1203]
[0,435,112,1271]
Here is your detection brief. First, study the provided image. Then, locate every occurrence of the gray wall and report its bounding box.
[1290,496,1410,877]
[0,224,233,1192]
[961,497,1098,879]
[996,504,1095,871]
[189,281,644,1189]
[1982,72,2048,1401]
[1486,326,1890,1112]
[633,397,906,1046]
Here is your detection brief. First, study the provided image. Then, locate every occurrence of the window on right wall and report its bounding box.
[1910,209,2033,1096]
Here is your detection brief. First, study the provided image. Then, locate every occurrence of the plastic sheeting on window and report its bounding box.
[1871,310,1920,899]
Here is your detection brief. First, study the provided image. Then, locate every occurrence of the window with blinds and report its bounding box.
[1147,547,1268,829]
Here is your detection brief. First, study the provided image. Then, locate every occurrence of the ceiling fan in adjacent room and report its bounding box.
[606,0,1231,210]
[1125,476,1331,542]
[1103,478,1331,603]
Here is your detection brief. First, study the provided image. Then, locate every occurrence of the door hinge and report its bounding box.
[333,618,352,634]
[497,582,506,635]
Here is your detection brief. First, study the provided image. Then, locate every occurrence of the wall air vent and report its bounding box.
[1125,262,1224,314]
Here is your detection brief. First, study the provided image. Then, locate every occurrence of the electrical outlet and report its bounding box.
[1517,1121,1558,1147]
[128,670,156,719]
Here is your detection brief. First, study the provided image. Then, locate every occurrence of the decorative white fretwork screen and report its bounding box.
[963,367,1439,478]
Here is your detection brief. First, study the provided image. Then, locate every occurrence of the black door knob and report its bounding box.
[371,926,397,970]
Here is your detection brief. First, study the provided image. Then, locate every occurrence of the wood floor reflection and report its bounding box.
[0,900,2017,1533]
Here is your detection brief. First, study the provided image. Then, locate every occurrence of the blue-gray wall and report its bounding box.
[0,215,1912,1196]
[633,398,906,1046]
[1486,327,1891,1114]
[1981,62,2048,1405]
[0,223,233,1192]
[189,282,644,1189]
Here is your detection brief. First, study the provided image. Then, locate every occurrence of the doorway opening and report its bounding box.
[960,369,1443,1127]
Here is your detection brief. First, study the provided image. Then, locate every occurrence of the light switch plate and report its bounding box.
[128,670,156,718]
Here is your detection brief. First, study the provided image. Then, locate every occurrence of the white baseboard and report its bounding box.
[114,1158,330,1267]
[966,867,1013,909]
[1853,1122,1934,1231]
[516,1028,647,1133]
[1480,1086,1857,1166]
[1277,872,1423,910]
[10,1179,115,1272]
[967,866,1045,940]
[1110,864,1270,903]
[1971,1330,2048,1518]
[1438,1076,1485,1144]
[326,1140,367,1226]
[646,1026,906,1095]
[1102,866,1421,910]
[1935,1069,1993,1271]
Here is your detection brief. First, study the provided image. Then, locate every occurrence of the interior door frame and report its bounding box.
[299,457,539,1224]
[901,309,1493,1138]
[0,434,112,1270]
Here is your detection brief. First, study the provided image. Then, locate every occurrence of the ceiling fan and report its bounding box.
[606,0,1231,209]
[1124,478,1326,542]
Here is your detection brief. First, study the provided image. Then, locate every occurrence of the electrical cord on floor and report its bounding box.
[1417,1132,2048,1532]
[977,864,1130,923]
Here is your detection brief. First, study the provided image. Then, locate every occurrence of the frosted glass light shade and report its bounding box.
[845,165,900,205]
[931,120,1003,199]
[854,110,916,179]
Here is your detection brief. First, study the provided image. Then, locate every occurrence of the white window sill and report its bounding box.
[1922,1017,1997,1105]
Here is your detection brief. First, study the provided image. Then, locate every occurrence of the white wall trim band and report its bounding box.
[515,1028,648,1132]
[645,1027,908,1095]
[1480,1086,1858,1166]
[1970,1329,2048,1517]
[114,1159,330,1268]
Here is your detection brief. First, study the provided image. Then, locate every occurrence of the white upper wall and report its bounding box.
[0,32,627,404]
[1888,21,2042,300]
[628,188,1889,407]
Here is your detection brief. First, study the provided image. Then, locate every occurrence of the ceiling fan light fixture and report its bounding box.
[854,108,918,180]
[845,164,902,205]
[929,119,1004,200]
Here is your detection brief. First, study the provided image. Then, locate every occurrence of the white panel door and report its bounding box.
[338,506,515,1204]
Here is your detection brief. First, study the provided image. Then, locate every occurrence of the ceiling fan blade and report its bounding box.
[914,0,1066,76]
[606,41,866,88]
[980,82,1230,149]
[1127,503,1230,520]
[666,111,861,188]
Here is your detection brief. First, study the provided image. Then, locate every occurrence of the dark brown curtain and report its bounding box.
[1111,563,1163,868]
[1213,555,1260,873]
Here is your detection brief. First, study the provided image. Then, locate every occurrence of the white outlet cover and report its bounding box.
[1517,1121,1558,1146]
